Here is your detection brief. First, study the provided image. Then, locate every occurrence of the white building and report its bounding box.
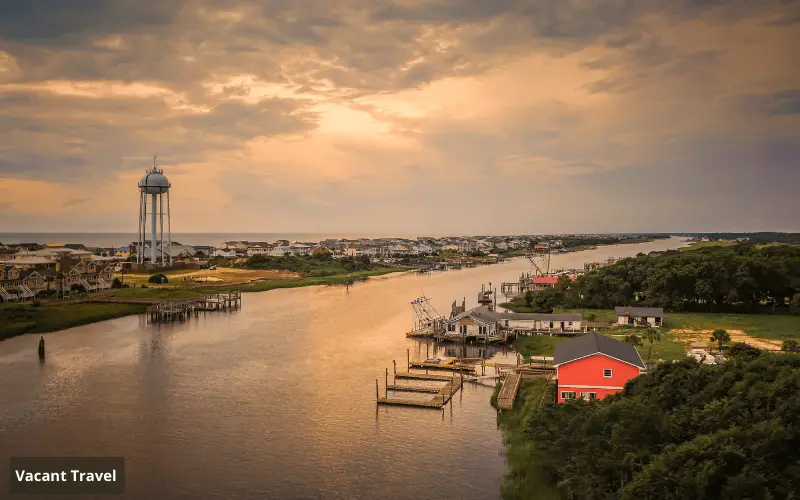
[289,243,312,256]
[615,306,664,327]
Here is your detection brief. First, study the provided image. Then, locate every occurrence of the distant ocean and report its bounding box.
[0,233,449,248]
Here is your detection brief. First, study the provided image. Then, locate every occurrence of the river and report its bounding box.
[0,237,687,499]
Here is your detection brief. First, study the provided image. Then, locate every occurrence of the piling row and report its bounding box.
[145,290,242,323]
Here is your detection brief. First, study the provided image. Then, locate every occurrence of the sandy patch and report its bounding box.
[670,329,783,351]
[126,268,300,285]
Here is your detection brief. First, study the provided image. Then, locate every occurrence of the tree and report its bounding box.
[624,334,643,347]
[782,340,799,353]
[727,342,761,361]
[792,294,800,315]
[710,329,731,351]
[524,291,534,308]
[644,328,661,360]
[148,273,168,284]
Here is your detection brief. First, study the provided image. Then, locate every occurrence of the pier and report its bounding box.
[145,291,242,323]
[377,373,464,409]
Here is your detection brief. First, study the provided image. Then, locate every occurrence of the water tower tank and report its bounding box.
[138,169,170,194]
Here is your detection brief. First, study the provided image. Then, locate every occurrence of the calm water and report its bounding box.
[0,237,687,499]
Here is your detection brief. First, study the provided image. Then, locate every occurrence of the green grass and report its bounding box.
[107,287,207,299]
[0,268,408,341]
[493,379,560,500]
[667,312,800,340]
[514,335,569,359]
[606,332,688,363]
[679,240,736,251]
[555,307,617,323]
[0,303,147,340]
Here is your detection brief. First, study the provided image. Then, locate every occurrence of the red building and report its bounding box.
[553,333,646,403]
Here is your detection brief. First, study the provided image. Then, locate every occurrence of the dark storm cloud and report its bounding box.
[0,0,188,42]
[1,0,792,94]
[0,89,316,180]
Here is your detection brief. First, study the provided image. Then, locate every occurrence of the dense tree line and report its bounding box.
[558,234,670,249]
[525,244,800,313]
[526,354,800,499]
[685,232,800,245]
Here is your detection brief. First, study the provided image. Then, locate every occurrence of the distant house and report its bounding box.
[553,333,646,403]
[311,245,333,257]
[497,311,583,333]
[270,245,290,257]
[289,243,312,256]
[213,248,237,258]
[246,245,271,257]
[615,306,664,327]
[532,276,559,290]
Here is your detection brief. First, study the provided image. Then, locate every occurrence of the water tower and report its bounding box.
[137,157,172,266]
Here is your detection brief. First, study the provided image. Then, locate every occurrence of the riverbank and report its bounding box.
[491,379,560,500]
[0,268,406,341]
[0,302,148,340]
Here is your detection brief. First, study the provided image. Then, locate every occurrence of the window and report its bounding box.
[580,392,597,400]
[561,391,577,400]
[603,369,613,378]
[504,320,509,328]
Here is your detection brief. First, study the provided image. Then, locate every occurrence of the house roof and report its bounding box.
[553,333,645,369]
[533,276,559,285]
[614,306,664,317]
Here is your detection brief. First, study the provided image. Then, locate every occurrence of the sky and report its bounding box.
[0,0,798,235]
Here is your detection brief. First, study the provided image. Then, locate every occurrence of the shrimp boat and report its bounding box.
[405,295,445,338]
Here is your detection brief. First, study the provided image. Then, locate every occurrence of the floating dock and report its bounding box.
[395,372,454,381]
[408,357,476,373]
[377,373,464,409]
[145,291,242,323]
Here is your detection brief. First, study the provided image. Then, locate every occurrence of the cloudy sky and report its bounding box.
[0,0,798,234]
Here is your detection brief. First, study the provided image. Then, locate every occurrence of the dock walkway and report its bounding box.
[497,373,522,410]
[377,373,463,409]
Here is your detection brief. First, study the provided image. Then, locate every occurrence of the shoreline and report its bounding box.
[0,267,408,341]
[0,237,682,342]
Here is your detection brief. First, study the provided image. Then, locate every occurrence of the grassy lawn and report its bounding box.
[492,379,560,500]
[605,331,688,362]
[679,240,737,251]
[514,335,568,359]
[556,307,617,323]
[0,303,147,340]
[667,312,800,340]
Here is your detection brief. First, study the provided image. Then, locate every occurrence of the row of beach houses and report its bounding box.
[0,245,118,302]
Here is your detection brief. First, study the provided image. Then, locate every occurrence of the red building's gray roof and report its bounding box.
[553,333,645,369]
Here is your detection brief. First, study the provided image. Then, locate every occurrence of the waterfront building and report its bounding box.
[614,306,664,327]
[553,333,646,403]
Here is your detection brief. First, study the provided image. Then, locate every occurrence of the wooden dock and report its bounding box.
[497,373,522,410]
[144,291,242,323]
[408,357,476,373]
[377,373,464,409]
[395,372,454,381]
[386,385,440,393]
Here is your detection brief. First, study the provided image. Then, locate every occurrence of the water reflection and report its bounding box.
[0,237,688,500]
